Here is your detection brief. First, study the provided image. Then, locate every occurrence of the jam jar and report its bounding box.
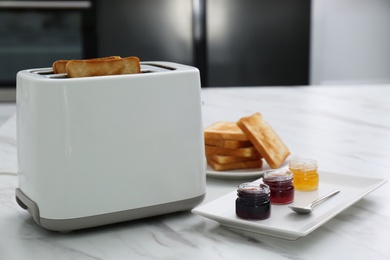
[236,182,270,220]
[289,158,319,191]
[263,170,294,204]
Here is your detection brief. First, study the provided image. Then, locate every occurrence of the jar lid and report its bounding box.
[289,158,317,170]
[237,182,270,194]
[263,169,293,181]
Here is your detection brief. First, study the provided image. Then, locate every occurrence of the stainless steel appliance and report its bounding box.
[96,0,310,87]
[0,0,96,101]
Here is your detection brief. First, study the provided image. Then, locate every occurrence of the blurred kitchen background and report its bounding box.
[1,0,390,101]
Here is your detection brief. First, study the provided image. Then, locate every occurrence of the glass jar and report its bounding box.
[263,169,294,204]
[289,158,319,191]
[236,182,270,220]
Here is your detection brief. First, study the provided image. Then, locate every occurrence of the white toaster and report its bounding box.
[15,61,206,232]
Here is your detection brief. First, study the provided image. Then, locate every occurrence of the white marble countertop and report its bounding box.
[1,85,390,259]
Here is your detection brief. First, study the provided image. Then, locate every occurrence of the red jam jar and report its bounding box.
[236,182,270,220]
[263,170,294,204]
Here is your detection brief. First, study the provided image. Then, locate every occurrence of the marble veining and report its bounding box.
[1,85,390,259]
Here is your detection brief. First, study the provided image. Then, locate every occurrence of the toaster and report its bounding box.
[15,61,206,232]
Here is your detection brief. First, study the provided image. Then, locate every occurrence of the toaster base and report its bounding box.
[15,188,205,232]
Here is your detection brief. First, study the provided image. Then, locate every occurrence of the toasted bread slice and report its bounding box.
[207,157,263,171]
[237,112,290,169]
[205,138,253,149]
[66,56,140,78]
[52,56,121,74]
[204,122,248,141]
[205,145,257,157]
[52,60,69,74]
[208,153,261,164]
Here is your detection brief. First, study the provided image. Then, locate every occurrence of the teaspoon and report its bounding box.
[289,189,340,214]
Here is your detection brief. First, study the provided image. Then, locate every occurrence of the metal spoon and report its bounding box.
[289,189,340,214]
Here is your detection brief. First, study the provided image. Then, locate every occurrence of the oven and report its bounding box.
[0,0,96,101]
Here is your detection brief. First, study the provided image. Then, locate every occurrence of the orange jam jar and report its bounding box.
[289,158,319,191]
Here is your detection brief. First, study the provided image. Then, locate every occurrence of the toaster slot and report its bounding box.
[29,68,68,79]
[30,68,54,75]
[46,73,68,79]
[141,63,176,73]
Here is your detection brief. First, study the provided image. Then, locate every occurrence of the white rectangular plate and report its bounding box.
[193,171,387,240]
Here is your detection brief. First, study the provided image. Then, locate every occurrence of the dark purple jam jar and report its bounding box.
[263,170,294,204]
[236,182,270,220]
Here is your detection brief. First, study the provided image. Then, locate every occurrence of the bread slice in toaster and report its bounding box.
[204,121,249,141]
[205,138,253,149]
[52,56,121,74]
[207,157,263,171]
[66,56,140,78]
[237,112,290,169]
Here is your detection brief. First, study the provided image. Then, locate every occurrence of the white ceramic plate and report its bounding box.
[206,159,289,179]
[193,171,387,240]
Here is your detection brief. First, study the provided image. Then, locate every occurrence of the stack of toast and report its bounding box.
[205,112,290,171]
[205,121,263,171]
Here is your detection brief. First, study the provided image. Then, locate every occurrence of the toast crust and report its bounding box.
[204,122,249,141]
[205,138,252,149]
[208,153,261,164]
[237,112,290,169]
[207,157,263,171]
[66,56,140,78]
[205,145,258,157]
